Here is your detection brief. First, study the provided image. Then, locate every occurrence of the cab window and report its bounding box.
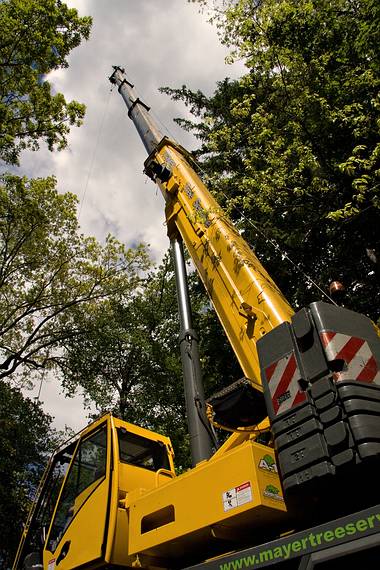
[118,428,169,472]
[47,426,107,552]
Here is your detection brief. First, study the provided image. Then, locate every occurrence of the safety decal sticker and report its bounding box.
[223,481,252,512]
[48,559,56,570]
[263,484,284,502]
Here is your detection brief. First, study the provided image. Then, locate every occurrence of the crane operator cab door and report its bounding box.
[14,415,113,570]
[42,419,111,569]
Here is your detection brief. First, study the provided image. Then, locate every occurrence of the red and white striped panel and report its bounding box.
[320,331,380,384]
[265,352,306,416]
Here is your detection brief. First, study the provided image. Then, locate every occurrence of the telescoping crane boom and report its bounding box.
[13,67,380,570]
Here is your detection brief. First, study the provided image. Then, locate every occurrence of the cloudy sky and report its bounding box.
[20,0,246,432]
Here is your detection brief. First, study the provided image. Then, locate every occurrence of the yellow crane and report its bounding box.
[13,67,380,570]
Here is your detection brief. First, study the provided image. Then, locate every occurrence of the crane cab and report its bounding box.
[13,413,175,570]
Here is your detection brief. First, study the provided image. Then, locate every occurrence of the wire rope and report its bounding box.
[78,86,113,220]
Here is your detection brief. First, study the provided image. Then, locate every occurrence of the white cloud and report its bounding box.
[27,374,94,433]
[18,0,245,432]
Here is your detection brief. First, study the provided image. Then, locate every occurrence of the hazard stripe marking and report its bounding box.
[322,331,352,357]
[356,355,378,383]
[292,390,307,408]
[265,361,277,382]
[266,353,306,416]
[271,356,297,415]
[266,355,292,400]
[334,336,365,364]
[340,342,374,380]
[277,365,306,416]
[320,331,380,385]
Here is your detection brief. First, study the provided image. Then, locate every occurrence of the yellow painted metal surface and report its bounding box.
[42,477,110,569]
[42,416,111,569]
[13,414,175,569]
[15,414,288,569]
[109,417,176,567]
[127,440,287,562]
[146,139,294,391]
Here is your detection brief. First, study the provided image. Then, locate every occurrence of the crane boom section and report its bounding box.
[146,138,294,389]
[109,65,293,389]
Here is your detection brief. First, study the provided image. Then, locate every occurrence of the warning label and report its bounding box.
[223,481,252,512]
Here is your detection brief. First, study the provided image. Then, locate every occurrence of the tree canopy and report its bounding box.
[169,0,380,319]
[0,2,173,562]
[0,382,57,568]
[0,173,151,383]
[0,0,92,165]
[56,254,193,469]
[55,252,240,469]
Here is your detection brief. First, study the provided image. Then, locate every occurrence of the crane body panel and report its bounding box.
[126,438,287,561]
